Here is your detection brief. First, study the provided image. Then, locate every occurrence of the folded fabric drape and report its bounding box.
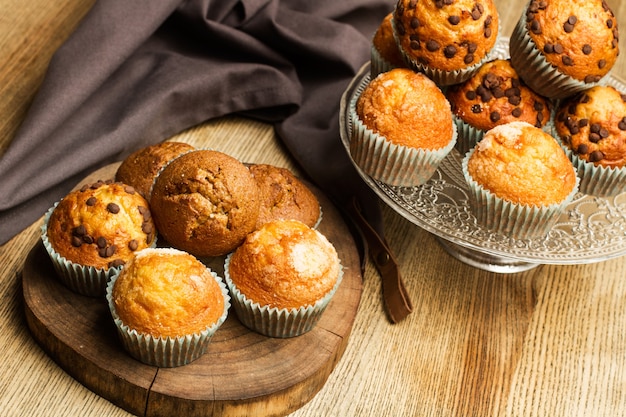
[0,0,412,322]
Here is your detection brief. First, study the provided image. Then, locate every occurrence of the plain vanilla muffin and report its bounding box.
[392,0,499,85]
[224,219,342,337]
[510,0,619,98]
[42,180,157,296]
[115,141,195,199]
[350,67,456,186]
[553,85,626,196]
[107,248,229,367]
[150,150,260,257]
[463,121,578,238]
[446,59,551,154]
[371,13,406,76]
[249,164,321,229]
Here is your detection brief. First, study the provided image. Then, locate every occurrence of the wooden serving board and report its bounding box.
[22,163,362,417]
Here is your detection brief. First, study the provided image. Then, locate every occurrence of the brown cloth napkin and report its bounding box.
[0,0,412,322]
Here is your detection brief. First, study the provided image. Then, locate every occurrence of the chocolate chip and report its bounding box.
[582,44,592,55]
[448,15,460,25]
[471,104,482,113]
[534,101,544,111]
[490,111,501,123]
[484,27,492,38]
[544,44,554,54]
[579,119,589,127]
[410,39,420,50]
[578,144,589,154]
[569,124,580,135]
[464,54,475,65]
[128,239,139,251]
[72,225,86,236]
[97,236,107,249]
[568,104,577,114]
[512,108,522,117]
[444,45,457,58]
[106,203,120,214]
[138,206,151,221]
[598,59,607,69]
[508,95,522,106]
[600,128,609,138]
[86,197,97,206]
[71,236,83,247]
[466,42,478,54]
[590,123,602,134]
[530,19,542,34]
[581,94,591,103]
[426,40,440,52]
[589,150,604,162]
[105,245,117,258]
[607,19,613,29]
[410,17,420,29]
[82,235,94,245]
[471,5,483,20]
[476,85,492,102]
[619,118,626,131]
[108,259,126,268]
[124,185,136,195]
[485,16,493,27]
[483,73,500,89]
[465,90,477,100]
[568,16,578,25]
[537,112,544,122]
[584,75,599,83]
[492,87,505,98]
[142,222,153,235]
[553,44,564,54]
[589,133,601,143]
[562,55,573,66]
[563,22,574,33]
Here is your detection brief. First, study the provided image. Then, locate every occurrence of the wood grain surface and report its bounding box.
[2,0,626,416]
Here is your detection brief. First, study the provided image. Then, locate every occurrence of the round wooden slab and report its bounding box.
[22,163,362,417]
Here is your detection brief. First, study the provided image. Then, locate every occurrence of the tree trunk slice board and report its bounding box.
[22,162,363,417]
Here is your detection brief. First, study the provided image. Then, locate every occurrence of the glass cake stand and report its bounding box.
[339,39,626,273]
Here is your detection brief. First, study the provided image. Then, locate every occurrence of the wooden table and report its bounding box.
[2,0,626,416]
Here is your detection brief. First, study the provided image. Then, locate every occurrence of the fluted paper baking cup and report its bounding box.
[509,14,604,100]
[106,267,230,368]
[349,78,457,186]
[223,254,343,338]
[370,45,398,78]
[41,203,144,297]
[560,145,626,197]
[462,147,580,239]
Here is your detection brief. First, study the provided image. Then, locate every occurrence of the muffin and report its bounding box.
[42,180,157,296]
[115,141,195,199]
[371,13,407,77]
[350,67,457,186]
[224,219,342,338]
[249,164,321,229]
[463,121,579,239]
[553,85,626,196]
[509,0,619,99]
[392,0,499,85]
[106,248,229,367]
[446,59,552,154]
[150,150,260,257]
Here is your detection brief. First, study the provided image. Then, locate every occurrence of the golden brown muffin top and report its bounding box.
[393,0,499,71]
[447,59,551,131]
[115,141,195,199]
[524,0,619,83]
[467,121,577,206]
[150,150,260,257]
[112,248,225,338]
[356,68,453,149]
[554,85,626,168]
[46,180,156,269]
[228,220,340,310]
[249,164,320,229]
[372,13,407,68]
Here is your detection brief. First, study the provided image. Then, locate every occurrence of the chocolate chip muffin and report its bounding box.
[42,180,157,296]
[350,68,457,186]
[462,121,578,238]
[554,85,626,196]
[392,0,499,85]
[446,59,552,154]
[371,13,406,77]
[150,150,260,257]
[510,0,619,99]
[249,164,321,229]
[115,141,195,199]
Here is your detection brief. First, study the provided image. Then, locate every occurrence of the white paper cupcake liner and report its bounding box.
[370,45,398,79]
[509,13,605,100]
[559,144,626,197]
[462,147,580,239]
[348,75,457,187]
[41,203,158,297]
[223,254,343,338]
[106,264,230,367]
